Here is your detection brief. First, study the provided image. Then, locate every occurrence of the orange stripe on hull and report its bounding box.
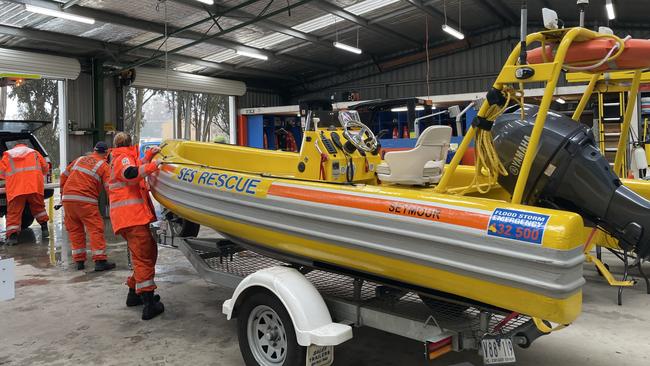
[268,184,490,230]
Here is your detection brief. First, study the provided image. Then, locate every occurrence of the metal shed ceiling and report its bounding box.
[0,0,647,88]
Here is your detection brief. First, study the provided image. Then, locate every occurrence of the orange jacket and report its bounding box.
[108,146,159,234]
[61,152,110,203]
[0,144,49,202]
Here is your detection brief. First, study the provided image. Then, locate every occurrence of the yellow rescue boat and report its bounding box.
[150,27,650,328]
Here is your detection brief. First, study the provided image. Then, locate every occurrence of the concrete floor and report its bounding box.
[1,212,650,365]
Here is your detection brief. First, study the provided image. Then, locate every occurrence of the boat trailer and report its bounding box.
[155,222,547,366]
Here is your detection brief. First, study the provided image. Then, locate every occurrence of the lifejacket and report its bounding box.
[108,146,158,234]
[0,144,48,202]
[286,131,297,152]
[402,125,410,139]
[60,152,110,204]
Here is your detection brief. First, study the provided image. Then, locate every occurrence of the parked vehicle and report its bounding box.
[0,121,56,228]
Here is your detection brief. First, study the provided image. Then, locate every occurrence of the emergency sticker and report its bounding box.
[487,208,549,244]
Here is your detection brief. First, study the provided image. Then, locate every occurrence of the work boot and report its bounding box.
[40,223,49,238]
[141,291,164,320]
[126,288,160,307]
[76,261,85,271]
[94,260,116,272]
[6,233,18,246]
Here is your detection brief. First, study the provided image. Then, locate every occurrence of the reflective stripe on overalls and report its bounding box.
[62,195,98,203]
[6,152,39,176]
[71,158,104,182]
[135,279,156,290]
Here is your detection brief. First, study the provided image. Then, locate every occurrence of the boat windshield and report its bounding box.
[306,111,341,130]
[304,110,364,131]
[338,110,362,127]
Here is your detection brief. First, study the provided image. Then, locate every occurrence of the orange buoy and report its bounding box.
[528,38,650,72]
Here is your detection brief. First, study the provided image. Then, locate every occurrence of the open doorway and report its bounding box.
[123,87,230,144]
[1,79,60,169]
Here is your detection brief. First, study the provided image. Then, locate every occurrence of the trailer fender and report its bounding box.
[222,266,353,346]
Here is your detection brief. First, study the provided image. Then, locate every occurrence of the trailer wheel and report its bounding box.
[166,214,200,237]
[238,290,306,366]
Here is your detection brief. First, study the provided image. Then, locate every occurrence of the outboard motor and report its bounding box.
[492,105,650,259]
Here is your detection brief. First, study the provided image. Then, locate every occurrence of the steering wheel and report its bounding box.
[342,120,378,153]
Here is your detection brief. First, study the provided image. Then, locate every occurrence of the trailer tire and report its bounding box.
[237,289,306,366]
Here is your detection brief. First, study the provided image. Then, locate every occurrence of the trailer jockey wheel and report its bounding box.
[165,213,200,237]
[238,289,306,366]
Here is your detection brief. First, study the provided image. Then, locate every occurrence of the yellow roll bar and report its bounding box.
[436,27,625,204]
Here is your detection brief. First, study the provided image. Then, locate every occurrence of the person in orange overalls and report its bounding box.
[108,132,164,320]
[0,143,49,245]
[61,142,115,271]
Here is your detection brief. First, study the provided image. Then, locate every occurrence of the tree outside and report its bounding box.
[6,79,60,168]
[124,87,229,143]
[1,82,231,171]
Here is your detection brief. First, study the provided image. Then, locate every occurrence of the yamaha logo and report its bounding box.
[509,135,531,176]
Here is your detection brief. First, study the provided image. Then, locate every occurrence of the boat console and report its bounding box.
[294,100,381,184]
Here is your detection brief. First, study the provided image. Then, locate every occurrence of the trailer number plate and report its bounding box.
[481,338,515,365]
[307,345,333,366]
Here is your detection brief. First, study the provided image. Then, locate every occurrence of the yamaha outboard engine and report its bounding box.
[492,105,650,259]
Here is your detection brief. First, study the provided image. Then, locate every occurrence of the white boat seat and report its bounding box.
[377,125,452,186]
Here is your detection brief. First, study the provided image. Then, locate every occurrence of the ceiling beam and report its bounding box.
[483,0,519,24]
[172,0,336,50]
[471,0,514,25]
[6,0,336,71]
[124,0,261,54]
[61,0,81,10]
[275,6,419,56]
[310,0,421,48]
[116,0,325,71]
[290,26,511,95]
[404,0,460,28]
[0,24,297,80]
[424,0,517,25]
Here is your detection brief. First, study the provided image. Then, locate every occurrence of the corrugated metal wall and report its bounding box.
[293,27,520,102]
[238,88,284,108]
[66,72,94,162]
[65,72,116,161]
[290,26,650,102]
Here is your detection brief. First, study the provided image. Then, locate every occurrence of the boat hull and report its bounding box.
[150,153,585,324]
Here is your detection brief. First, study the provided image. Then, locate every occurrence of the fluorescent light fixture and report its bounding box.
[25,4,95,24]
[202,0,399,64]
[235,50,268,61]
[556,97,566,104]
[333,42,362,54]
[442,24,464,40]
[605,0,615,20]
[194,0,215,4]
[391,106,425,112]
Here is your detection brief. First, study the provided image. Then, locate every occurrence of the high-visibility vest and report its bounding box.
[108,146,158,234]
[60,152,110,204]
[0,144,48,202]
